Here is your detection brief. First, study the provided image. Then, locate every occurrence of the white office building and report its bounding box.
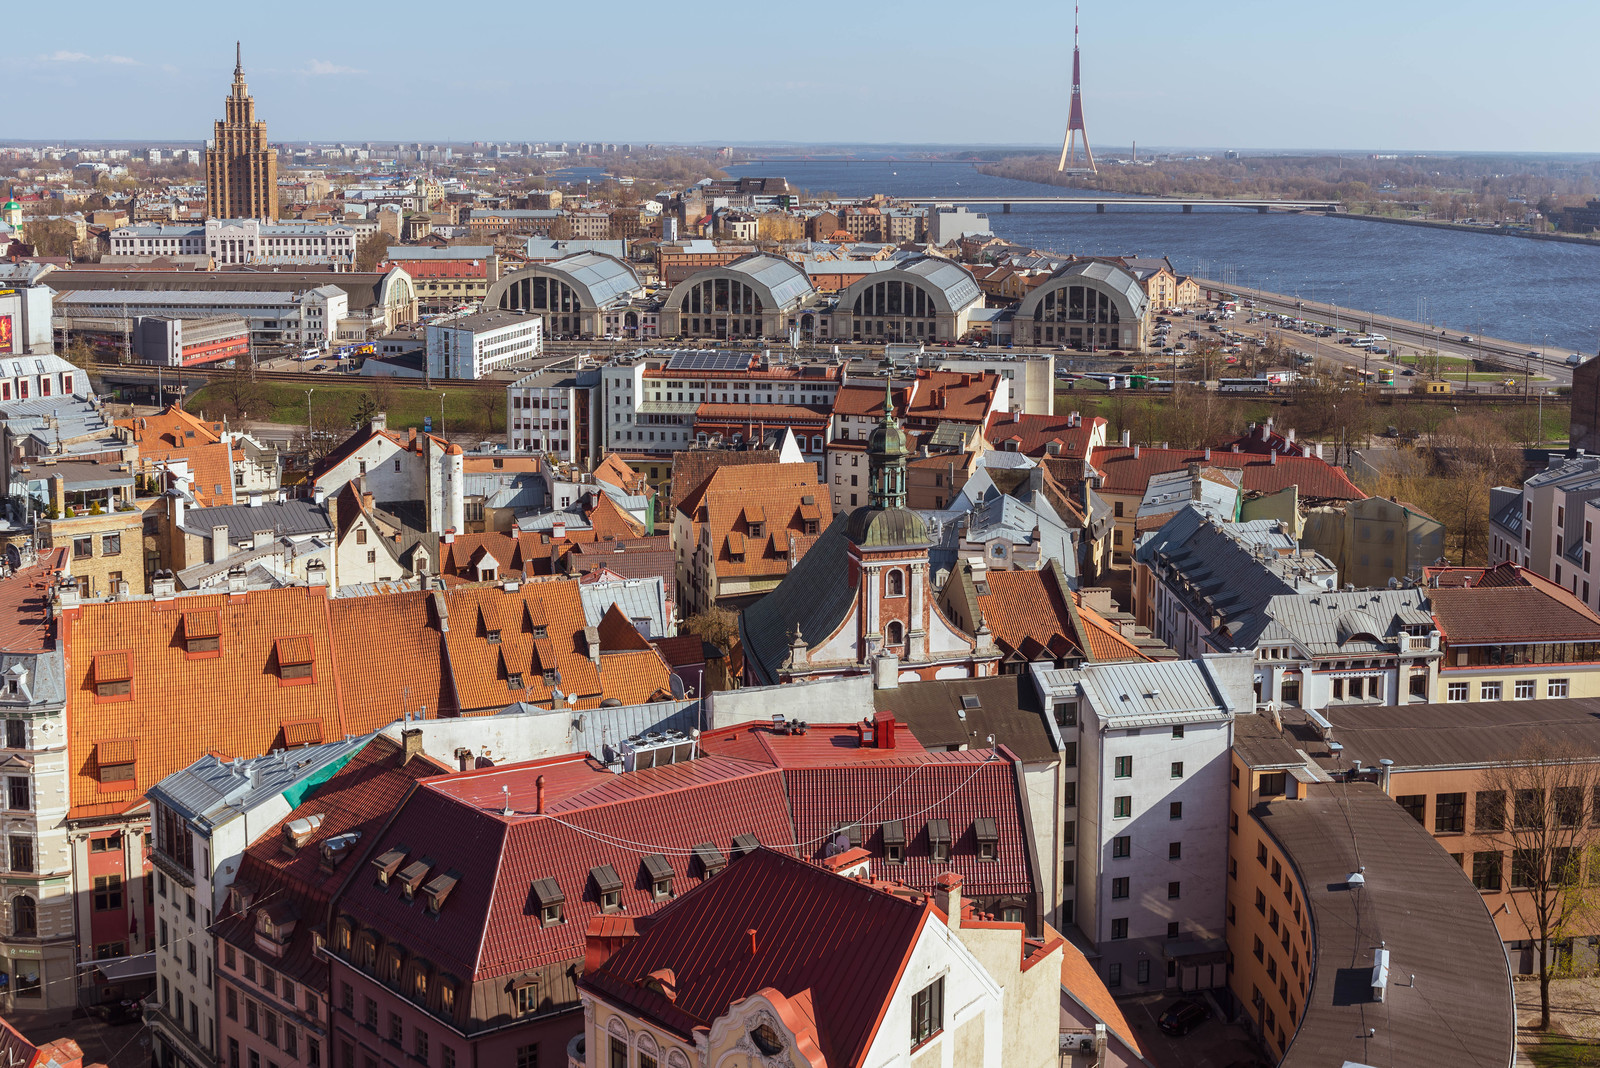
[1032,655,1250,993]
[507,367,600,460]
[109,219,374,267]
[426,311,543,380]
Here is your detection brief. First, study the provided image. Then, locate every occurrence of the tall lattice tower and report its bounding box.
[1057,6,1096,174]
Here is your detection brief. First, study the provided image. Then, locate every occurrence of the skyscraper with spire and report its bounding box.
[204,44,278,220]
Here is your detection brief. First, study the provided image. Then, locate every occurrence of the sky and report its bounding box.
[10,0,1600,153]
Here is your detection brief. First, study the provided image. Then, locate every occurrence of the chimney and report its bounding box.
[584,625,601,666]
[401,727,423,764]
[313,485,328,506]
[226,566,248,595]
[1270,450,1278,466]
[1121,429,1131,447]
[253,529,273,551]
[873,710,897,749]
[248,491,263,508]
[169,489,185,529]
[535,774,546,814]
[932,872,963,929]
[306,559,329,587]
[152,570,177,600]
[874,652,900,689]
[1204,447,1212,461]
[747,928,759,955]
[454,747,472,772]
[1133,444,1140,459]
[212,524,231,562]
[552,517,566,539]
[443,528,455,544]
[370,412,387,433]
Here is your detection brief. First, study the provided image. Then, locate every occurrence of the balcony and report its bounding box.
[567,1032,586,1068]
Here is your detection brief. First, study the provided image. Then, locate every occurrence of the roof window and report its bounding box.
[182,610,221,655]
[642,854,673,901]
[590,864,623,912]
[693,842,726,880]
[531,877,565,926]
[372,847,408,887]
[731,833,761,857]
[927,819,951,862]
[93,652,133,700]
[274,635,315,683]
[882,819,905,863]
[423,870,460,914]
[97,738,137,784]
[974,817,999,861]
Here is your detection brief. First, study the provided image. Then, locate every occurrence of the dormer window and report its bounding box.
[747,521,765,539]
[974,817,999,862]
[274,636,315,683]
[882,820,905,863]
[486,629,501,644]
[531,878,564,926]
[506,673,525,690]
[97,739,137,784]
[531,625,548,639]
[541,670,558,686]
[398,859,433,903]
[423,871,459,915]
[693,842,726,880]
[927,819,951,863]
[372,847,407,888]
[591,864,622,913]
[92,653,133,701]
[642,854,673,901]
[182,611,221,656]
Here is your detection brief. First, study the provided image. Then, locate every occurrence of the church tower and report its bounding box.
[205,44,279,221]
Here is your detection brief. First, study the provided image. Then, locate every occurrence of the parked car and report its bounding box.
[1158,999,1211,1036]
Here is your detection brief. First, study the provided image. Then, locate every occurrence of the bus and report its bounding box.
[1218,377,1274,393]
[1377,368,1395,386]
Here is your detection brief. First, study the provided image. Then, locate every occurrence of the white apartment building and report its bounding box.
[1490,453,1600,610]
[145,737,372,1068]
[425,310,543,380]
[1032,655,1250,993]
[57,287,347,348]
[600,350,846,452]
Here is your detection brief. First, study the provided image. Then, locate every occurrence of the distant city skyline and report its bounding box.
[10,0,1600,153]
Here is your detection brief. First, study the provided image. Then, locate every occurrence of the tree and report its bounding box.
[1473,735,1600,1029]
[207,363,267,422]
[26,218,78,259]
[355,232,391,273]
[684,606,739,652]
[350,393,379,430]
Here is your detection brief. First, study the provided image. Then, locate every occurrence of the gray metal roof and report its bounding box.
[738,511,858,685]
[678,253,814,310]
[0,650,66,708]
[383,246,496,260]
[58,289,303,308]
[496,697,699,763]
[181,498,332,544]
[579,576,668,637]
[893,256,983,311]
[1033,658,1234,726]
[546,252,642,307]
[1239,587,1435,655]
[1018,260,1149,321]
[146,734,374,834]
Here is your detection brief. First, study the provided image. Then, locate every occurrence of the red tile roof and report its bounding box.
[581,847,930,1065]
[1060,938,1145,1058]
[985,413,1105,460]
[973,569,1085,663]
[329,591,454,719]
[1088,446,1363,501]
[0,549,65,653]
[903,369,1002,428]
[1427,563,1600,644]
[699,720,931,767]
[675,463,831,580]
[60,585,356,819]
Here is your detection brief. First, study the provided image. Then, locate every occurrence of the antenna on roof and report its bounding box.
[501,784,513,817]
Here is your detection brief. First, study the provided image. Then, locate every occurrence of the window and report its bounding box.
[514,985,539,1015]
[11,895,34,936]
[1112,877,1129,899]
[610,1039,626,1068]
[1255,889,1267,914]
[1435,793,1466,834]
[6,778,27,811]
[1112,836,1130,859]
[1396,795,1426,825]
[246,1000,258,1033]
[73,537,92,560]
[1477,791,1506,832]
[1107,963,1121,987]
[1168,881,1181,899]
[1169,841,1182,860]
[1446,682,1468,702]
[1515,789,1544,830]
[1053,702,1077,727]
[1172,725,1185,739]
[3,721,22,750]
[1113,796,1132,819]
[389,1013,402,1045]
[1111,918,1129,940]
[1171,761,1184,779]
[748,1028,780,1058]
[1137,959,1151,984]
[93,875,123,911]
[1516,679,1536,700]
[1253,936,1265,961]
[1480,681,1502,701]
[1556,787,1584,828]
[102,533,121,556]
[911,977,944,1044]
[1169,801,1183,820]
[1114,755,1132,778]
[1512,849,1539,889]
[226,989,238,1020]
[8,837,31,874]
[1550,678,1570,698]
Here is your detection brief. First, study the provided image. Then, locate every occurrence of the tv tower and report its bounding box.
[1057,5,1096,174]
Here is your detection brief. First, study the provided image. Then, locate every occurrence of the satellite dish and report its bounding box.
[566,692,578,706]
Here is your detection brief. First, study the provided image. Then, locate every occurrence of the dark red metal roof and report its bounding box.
[581,848,931,1068]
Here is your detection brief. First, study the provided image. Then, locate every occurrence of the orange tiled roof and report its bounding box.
[436,580,604,714]
[118,405,236,507]
[595,648,674,705]
[1060,939,1144,1058]
[974,570,1082,663]
[904,369,1001,426]
[681,463,832,580]
[0,548,65,653]
[586,492,647,540]
[61,585,354,820]
[329,591,454,720]
[116,404,224,449]
[986,413,1105,460]
[1074,595,1149,662]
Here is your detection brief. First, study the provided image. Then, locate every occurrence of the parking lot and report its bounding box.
[1117,991,1267,1068]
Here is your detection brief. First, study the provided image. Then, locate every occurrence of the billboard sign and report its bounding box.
[0,314,12,354]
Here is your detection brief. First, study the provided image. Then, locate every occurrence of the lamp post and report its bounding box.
[439,393,448,440]
[304,388,315,452]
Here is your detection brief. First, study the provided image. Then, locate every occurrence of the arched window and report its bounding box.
[12,895,34,937]
[886,621,905,647]
[886,569,905,597]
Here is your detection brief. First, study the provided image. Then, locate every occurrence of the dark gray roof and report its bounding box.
[181,498,332,543]
[875,674,1055,762]
[1260,782,1515,1068]
[1304,698,1600,772]
[738,511,857,685]
[1231,712,1305,770]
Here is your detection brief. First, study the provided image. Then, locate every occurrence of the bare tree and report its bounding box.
[684,606,739,653]
[1474,735,1600,1029]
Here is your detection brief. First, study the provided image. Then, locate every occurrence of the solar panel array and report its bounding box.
[665,351,753,372]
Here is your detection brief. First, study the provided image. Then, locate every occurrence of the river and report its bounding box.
[724,159,1600,352]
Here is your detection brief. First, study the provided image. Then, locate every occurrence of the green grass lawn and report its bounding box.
[1529,1034,1600,1068]
[187,380,505,437]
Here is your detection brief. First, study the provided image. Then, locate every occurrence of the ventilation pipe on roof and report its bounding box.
[501,784,513,817]
[1121,429,1131,447]
[1270,451,1278,466]
[1132,444,1140,459]
[535,774,546,814]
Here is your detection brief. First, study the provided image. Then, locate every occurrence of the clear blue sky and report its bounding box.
[11,0,1600,152]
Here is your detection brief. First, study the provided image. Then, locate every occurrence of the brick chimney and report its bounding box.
[401,727,424,765]
[932,871,963,929]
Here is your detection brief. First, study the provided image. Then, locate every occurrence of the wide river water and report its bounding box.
[724,159,1600,352]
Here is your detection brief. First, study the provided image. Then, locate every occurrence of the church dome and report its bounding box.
[846,505,930,548]
[867,416,909,461]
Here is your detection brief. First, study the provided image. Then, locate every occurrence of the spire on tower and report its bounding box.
[234,42,243,78]
[1057,3,1097,174]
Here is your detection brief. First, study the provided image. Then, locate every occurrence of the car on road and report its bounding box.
[1569,354,1586,366]
[1157,999,1211,1036]
[1525,351,1540,359]
[1460,335,1474,343]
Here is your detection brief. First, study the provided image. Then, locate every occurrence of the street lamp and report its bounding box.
[304,389,315,450]
[439,393,448,439]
